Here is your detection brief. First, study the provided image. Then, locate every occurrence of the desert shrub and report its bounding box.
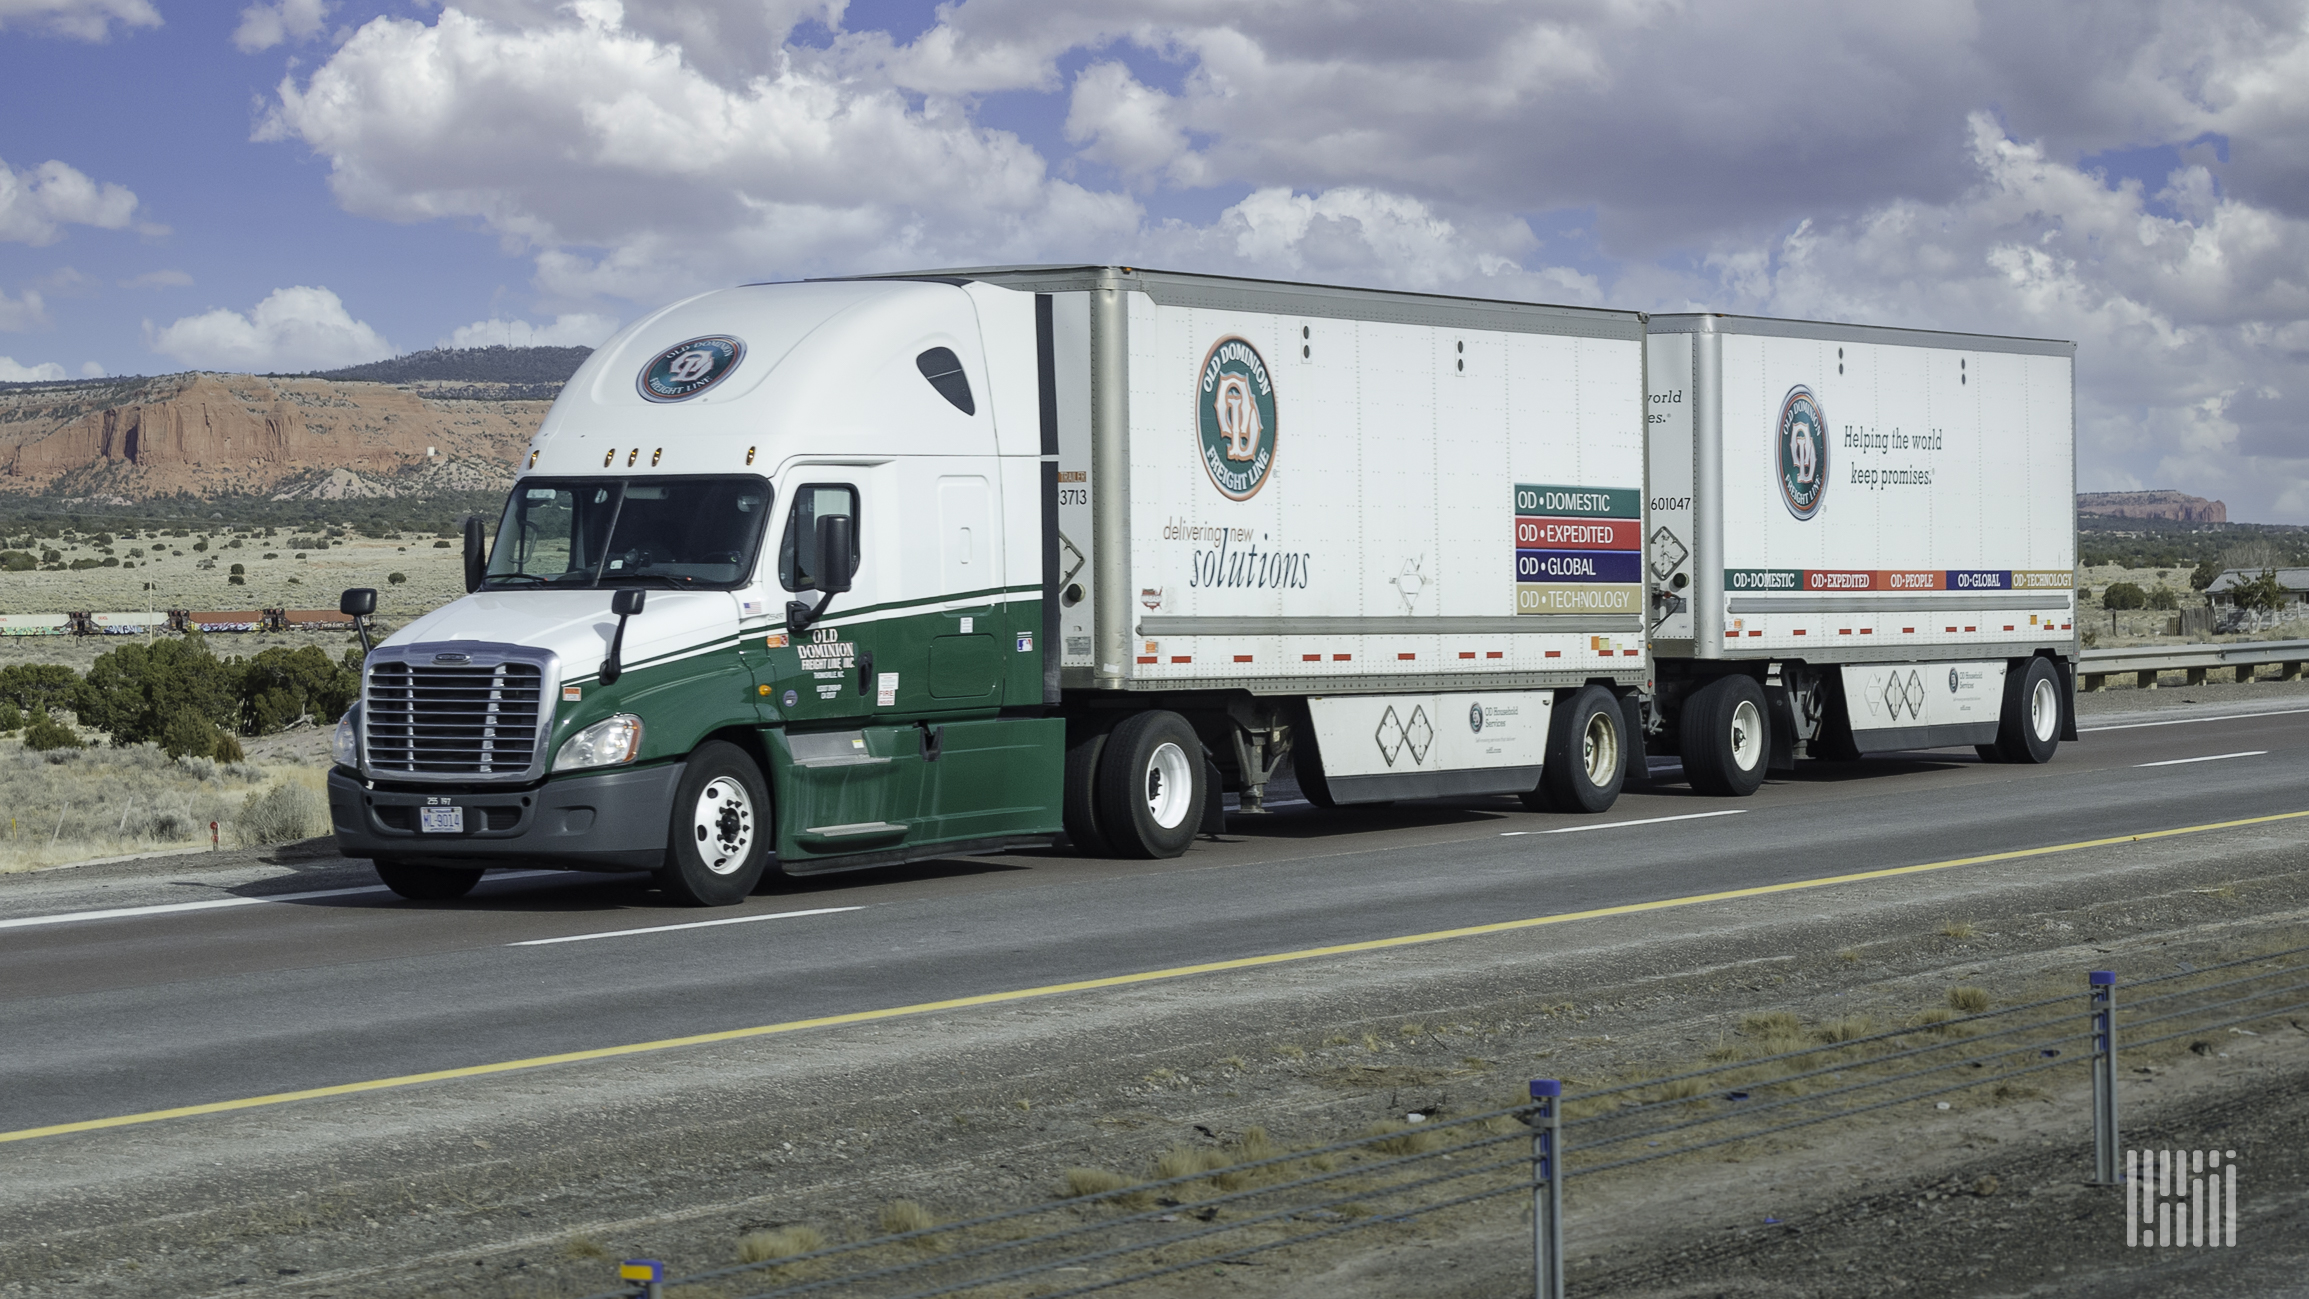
[0,550,34,571]
[228,575,245,584]
[20,706,83,752]
[2101,581,2146,610]
[230,562,245,575]
[159,707,242,761]
[0,699,20,732]
[236,644,359,733]
[235,782,328,846]
[0,662,81,713]
[2145,587,2179,611]
[387,571,407,585]
[78,636,242,746]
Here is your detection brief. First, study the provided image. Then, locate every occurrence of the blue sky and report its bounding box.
[4,1,2309,519]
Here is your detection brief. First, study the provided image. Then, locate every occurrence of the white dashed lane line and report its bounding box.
[2135,751,2268,768]
[506,906,866,946]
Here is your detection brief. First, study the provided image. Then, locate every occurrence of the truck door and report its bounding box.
[773,481,873,722]
[927,473,1006,706]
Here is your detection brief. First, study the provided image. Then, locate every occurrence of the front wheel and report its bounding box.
[1992,656,2063,765]
[657,741,771,905]
[374,859,483,901]
[1093,711,1206,859]
[1680,674,1770,797]
[1525,685,1626,813]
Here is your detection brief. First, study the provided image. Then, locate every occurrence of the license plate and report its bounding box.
[420,805,465,834]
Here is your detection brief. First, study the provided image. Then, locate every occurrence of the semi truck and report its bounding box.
[328,268,1656,903]
[1641,314,2078,794]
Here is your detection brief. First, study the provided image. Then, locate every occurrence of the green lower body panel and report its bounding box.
[769,716,1063,867]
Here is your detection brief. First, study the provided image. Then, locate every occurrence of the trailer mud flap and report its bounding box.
[1303,691,1552,805]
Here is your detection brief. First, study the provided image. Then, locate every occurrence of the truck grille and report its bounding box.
[365,660,545,777]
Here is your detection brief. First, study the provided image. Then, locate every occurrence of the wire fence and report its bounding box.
[590,946,2309,1299]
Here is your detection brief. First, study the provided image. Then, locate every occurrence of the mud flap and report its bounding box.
[1201,757,1228,835]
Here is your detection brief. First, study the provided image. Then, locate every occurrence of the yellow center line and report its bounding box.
[6,807,2305,1145]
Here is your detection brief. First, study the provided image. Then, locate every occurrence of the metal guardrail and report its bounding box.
[586,947,2309,1299]
[2079,638,2309,689]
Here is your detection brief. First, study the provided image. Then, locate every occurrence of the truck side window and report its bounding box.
[916,347,975,416]
[779,484,860,592]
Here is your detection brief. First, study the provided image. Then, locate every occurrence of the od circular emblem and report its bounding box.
[639,335,745,403]
[1468,703,1485,734]
[1196,336,1278,500]
[1776,384,1828,520]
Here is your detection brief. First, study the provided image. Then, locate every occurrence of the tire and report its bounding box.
[1524,685,1626,813]
[1093,711,1206,859]
[1062,723,1115,857]
[374,859,482,901]
[1680,674,1770,797]
[656,741,771,905]
[1993,656,2063,765]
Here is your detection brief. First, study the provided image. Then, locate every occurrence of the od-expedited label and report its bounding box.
[1726,568,2076,592]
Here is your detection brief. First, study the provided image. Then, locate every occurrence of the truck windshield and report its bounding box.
[484,476,772,589]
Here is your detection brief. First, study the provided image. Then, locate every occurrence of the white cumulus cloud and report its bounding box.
[440,312,620,349]
[0,0,159,41]
[0,156,146,246]
[147,286,395,373]
[0,287,48,332]
[233,0,328,52]
[0,355,67,382]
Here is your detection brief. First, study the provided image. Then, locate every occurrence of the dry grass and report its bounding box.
[1272,1044,1306,1060]
[1947,986,1992,1014]
[1059,1167,1146,1207]
[1813,1015,1874,1044]
[736,1224,827,1266]
[877,1201,941,1246]
[1359,1120,1440,1157]
[561,1235,612,1261]
[1940,920,1976,940]
[0,733,326,871]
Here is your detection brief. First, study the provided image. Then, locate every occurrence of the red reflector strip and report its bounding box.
[1303,653,1321,662]
[1902,627,1915,633]
[1748,630,1762,637]
[2002,625,2015,631]
[1965,626,1976,632]
[1136,656,1156,664]
[1233,654,1253,662]
[1839,629,1852,635]
[1860,628,1873,634]
[1545,650,1562,658]
[1333,653,1351,661]
[1725,630,1738,638]
[1171,655,1192,663]
[1792,628,1807,635]
[1486,651,1503,658]
[1945,626,1958,632]
[2061,623,2071,630]
[1459,651,1476,659]
[1398,652,1416,660]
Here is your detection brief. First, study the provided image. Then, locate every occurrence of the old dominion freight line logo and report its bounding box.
[639,335,745,403]
[1776,384,1828,520]
[1197,336,1278,500]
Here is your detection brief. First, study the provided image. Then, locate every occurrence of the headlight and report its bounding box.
[555,713,644,771]
[332,704,360,768]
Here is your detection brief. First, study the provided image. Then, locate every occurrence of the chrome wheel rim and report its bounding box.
[2029,674,2059,743]
[1581,709,1619,786]
[1144,740,1194,829]
[692,775,756,875]
[1729,699,1764,772]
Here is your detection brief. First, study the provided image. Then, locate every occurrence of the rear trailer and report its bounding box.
[1643,313,2078,794]
[328,267,1653,903]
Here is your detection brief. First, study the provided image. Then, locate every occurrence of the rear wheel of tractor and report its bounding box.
[1525,685,1626,813]
[1993,656,2063,765]
[1680,674,1770,797]
[1062,722,1115,857]
[1094,711,1206,859]
[656,741,770,906]
[374,859,482,901]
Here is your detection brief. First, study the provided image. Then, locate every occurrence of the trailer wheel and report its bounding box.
[656,741,770,905]
[1094,710,1206,859]
[1990,656,2062,765]
[374,859,482,901]
[1524,685,1625,813]
[1062,723,1115,856]
[1681,674,1770,797]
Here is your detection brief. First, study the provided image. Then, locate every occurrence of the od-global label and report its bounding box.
[1516,550,1644,583]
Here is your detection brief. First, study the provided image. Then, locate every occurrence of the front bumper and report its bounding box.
[328,762,684,872]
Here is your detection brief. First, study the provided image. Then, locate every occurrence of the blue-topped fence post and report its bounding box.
[1531,1078,1564,1299]
[2090,971,2119,1185]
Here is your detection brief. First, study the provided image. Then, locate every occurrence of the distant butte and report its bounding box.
[2076,490,2227,524]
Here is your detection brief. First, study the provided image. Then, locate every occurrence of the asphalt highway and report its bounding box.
[6,698,2309,1138]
